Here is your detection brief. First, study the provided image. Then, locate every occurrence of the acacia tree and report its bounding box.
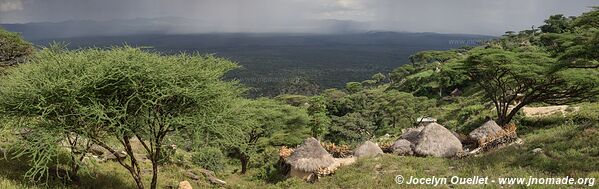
[539,14,574,34]
[0,46,242,189]
[461,47,599,126]
[377,90,435,130]
[203,98,308,174]
[307,96,331,139]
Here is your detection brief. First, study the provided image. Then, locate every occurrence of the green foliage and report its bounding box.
[0,28,34,67]
[408,50,461,67]
[344,82,362,93]
[251,146,287,183]
[571,102,599,123]
[572,7,599,28]
[191,147,226,171]
[278,77,320,96]
[390,50,470,98]
[460,46,599,125]
[307,96,331,139]
[376,90,435,133]
[540,14,574,33]
[156,145,177,165]
[0,45,242,188]
[274,94,310,108]
[209,98,309,174]
[389,64,416,83]
[322,86,435,144]
[371,73,386,84]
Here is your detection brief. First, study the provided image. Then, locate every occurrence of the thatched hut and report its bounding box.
[469,120,504,144]
[354,141,384,158]
[285,138,335,181]
[414,123,463,158]
[391,139,413,156]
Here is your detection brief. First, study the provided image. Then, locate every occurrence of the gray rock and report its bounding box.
[184,171,201,180]
[87,144,127,161]
[104,150,127,161]
[414,123,463,158]
[89,144,106,156]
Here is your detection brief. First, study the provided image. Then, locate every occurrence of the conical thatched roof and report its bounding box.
[391,139,413,156]
[400,125,425,143]
[354,141,384,158]
[468,120,503,141]
[414,123,463,158]
[286,138,335,172]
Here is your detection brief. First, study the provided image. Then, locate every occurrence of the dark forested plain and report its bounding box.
[2,22,492,96]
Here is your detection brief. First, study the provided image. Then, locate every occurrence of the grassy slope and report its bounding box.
[1,103,597,189]
[230,119,599,189]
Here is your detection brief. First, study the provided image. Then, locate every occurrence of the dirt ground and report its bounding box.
[521,105,580,117]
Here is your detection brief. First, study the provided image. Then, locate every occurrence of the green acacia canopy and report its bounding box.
[0,46,243,187]
[461,46,599,125]
[0,46,242,129]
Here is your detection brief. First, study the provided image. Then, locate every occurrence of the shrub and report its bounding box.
[191,147,226,171]
[569,103,599,123]
[156,145,178,165]
[0,28,34,67]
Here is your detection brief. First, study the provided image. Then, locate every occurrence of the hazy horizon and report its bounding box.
[1,0,598,35]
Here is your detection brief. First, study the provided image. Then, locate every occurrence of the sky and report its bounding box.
[0,0,597,35]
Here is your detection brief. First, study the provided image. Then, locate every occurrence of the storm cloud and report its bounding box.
[0,0,597,35]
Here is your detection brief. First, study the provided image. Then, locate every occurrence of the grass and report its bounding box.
[0,104,597,189]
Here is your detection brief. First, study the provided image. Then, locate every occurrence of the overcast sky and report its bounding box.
[0,0,597,35]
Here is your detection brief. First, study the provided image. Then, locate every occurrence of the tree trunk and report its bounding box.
[497,101,527,127]
[95,139,145,189]
[69,164,80,183]
[133,175,145,189]
[240,155,249,174]
[150,144,161,189]
[497,112,507,127]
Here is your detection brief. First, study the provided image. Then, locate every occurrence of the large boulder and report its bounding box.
[354,141,384,158]
[88,144,127,161]
[414,123,463,157]
[390,139,413,156]
[468,120,504,142]
[399,126,425,143]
